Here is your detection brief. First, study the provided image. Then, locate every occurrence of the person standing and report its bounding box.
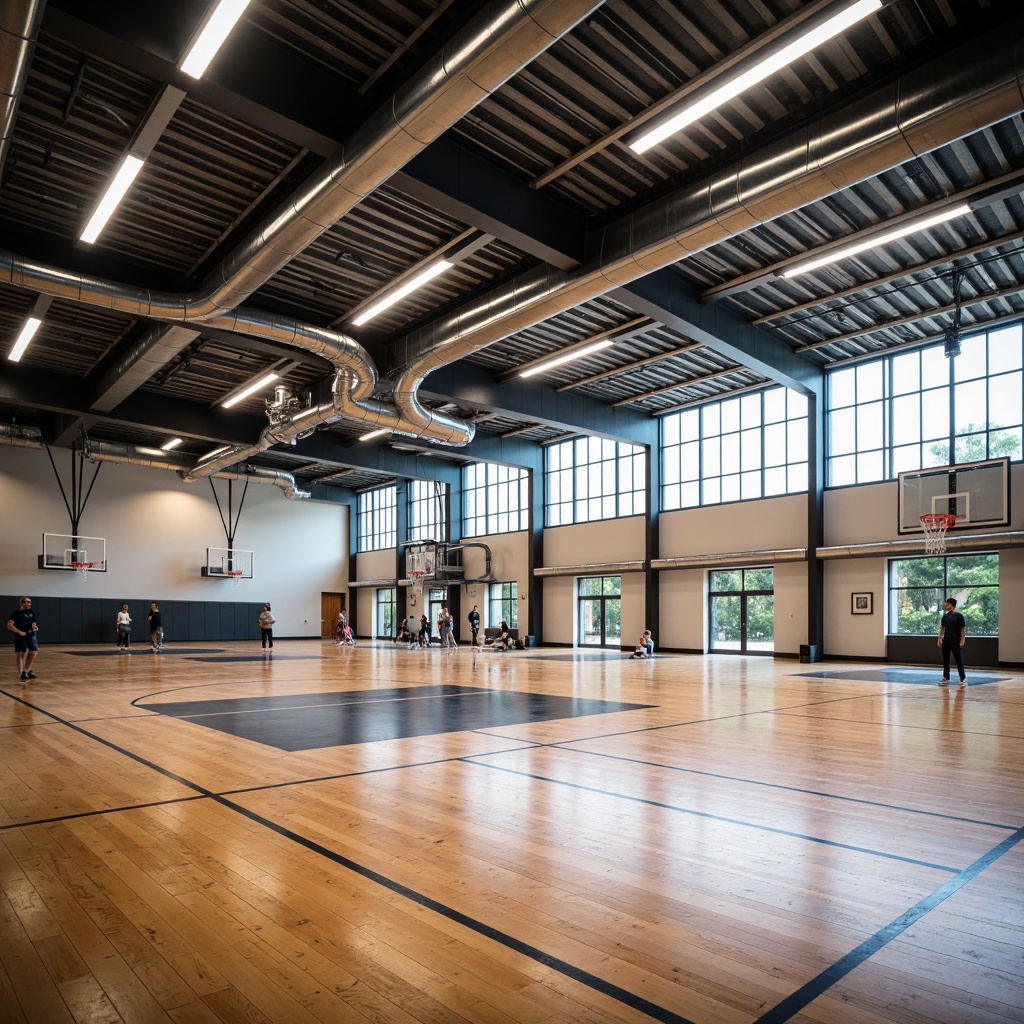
[937,597,967,687]
[147,602,164,653]
[7,596,39,682]
[116,603,132,652]
[438,604,457,650]
[258,602,275,649]
[468,605,480,647]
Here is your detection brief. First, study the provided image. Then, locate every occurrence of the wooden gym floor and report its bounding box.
[2,640,1022,1024]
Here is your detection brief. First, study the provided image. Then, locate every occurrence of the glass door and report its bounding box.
[708,568,774,654]
[577,576,621,648]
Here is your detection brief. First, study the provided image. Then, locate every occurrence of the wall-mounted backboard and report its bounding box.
[39,533,107,571]
[898,458,1009,533]
[201,547,254,578]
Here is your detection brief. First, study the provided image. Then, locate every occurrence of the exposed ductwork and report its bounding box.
[0,422,44,448]
[533,560,645,577]
[0,0,602,459]
[815,532,1024,559]
[82,439,312,499]
[5,7,1024,462]
[0,0,44,177]
[387,15,1024,436]
[651,549,807,570]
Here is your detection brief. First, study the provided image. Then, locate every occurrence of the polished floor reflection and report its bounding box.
[2,640,1022,1024]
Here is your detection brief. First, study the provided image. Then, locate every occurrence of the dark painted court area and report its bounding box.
[138,684,654,751]
[796,668,1008,686]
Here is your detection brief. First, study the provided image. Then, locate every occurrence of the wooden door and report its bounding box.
[321,592,344,638]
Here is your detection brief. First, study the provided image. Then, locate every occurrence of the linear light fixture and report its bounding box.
[80,154,145,244]
[520,338,615,378]
[359,428,388,441]
[780,204,972,278]
[180,0,252,79]
[6,316,43,362]
[630,0,882,154]
[161,437,183,451]
[352,260,453,326]
[221,371,279,409]
[199,445,232,462]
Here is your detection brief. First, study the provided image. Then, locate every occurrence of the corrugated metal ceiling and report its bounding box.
[0,0,1020,494]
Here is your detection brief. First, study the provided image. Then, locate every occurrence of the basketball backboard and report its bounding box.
[897,458,1009,533]
[201,547,254,578]
[39,533,107,572]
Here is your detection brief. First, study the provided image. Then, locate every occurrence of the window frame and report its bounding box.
[356,484,396,552]
[544,437,645,526]
[463,463,529,537]
[661,386,808,510]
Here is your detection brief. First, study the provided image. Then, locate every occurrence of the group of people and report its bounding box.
[7,594,970,684]
[114,603,165,653]
[396,604,458,649]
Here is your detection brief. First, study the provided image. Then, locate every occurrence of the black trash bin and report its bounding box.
[799,644,820,663]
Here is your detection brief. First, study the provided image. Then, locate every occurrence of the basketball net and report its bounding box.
[70,562,94,581]
[227,570,243,587]
[920,513,955,555]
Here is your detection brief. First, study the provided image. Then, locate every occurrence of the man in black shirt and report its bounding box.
[147,602,164,652]
[7,596,39,681]
[937,596,967,687]
[468,605,480,646]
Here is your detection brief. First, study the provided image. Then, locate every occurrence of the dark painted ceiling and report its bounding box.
[1,0,1021,495]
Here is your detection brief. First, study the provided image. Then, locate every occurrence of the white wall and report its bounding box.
[0,446,347,638]
[355,548,395,635]
[544,514,645,565]
[822,557,888,659]
[457,530,529,640]
[773,560,811,656]
[998,549,1024,663]
[542,516,646,648]
[661,493,807,556]
[658,567,703,651]
[658,495,810,655]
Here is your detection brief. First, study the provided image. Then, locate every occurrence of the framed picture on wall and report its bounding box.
[851,592,873,615]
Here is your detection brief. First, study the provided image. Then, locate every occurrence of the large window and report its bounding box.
[408,480,446,542]
[828,324,1023,486]
[488,582,518,629]
[662,387,808,509]
[376,588,396,639]
[889,554,999,635]
[545,437,645,526]
[463,463,529,537]
[356,484,396,552]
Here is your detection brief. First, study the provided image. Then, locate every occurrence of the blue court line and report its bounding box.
[0,794,207,832]
[0,687,697,1024]
[6,684,1018,1024]
[547,745,1017,831]
[462,758,960,873]
[753,826,1024,1023]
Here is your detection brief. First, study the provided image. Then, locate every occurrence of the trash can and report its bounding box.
[799,644,820,663]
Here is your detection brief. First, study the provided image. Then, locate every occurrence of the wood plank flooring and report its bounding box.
[1,641,1022,1024]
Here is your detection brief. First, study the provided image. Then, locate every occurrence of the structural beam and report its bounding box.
[613,272,823,396]
[419,362,657,446]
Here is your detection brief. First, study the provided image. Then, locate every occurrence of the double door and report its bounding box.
[708,568,774,654]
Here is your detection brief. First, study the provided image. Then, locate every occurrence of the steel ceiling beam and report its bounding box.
[418,362,657,446]
[615,271,822,396]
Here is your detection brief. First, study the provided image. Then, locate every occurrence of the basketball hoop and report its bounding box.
[920,513,956,555]
[408,570,426,585]
[69,561,96,581]
[227,569,243,587]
